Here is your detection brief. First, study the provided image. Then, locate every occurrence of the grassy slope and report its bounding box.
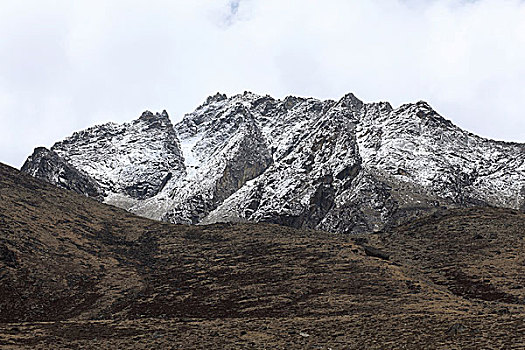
[0,162,523,349]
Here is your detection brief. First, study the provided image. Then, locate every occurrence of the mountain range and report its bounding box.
[21,92,525,233]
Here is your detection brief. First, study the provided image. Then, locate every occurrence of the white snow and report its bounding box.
[179,133,203,179]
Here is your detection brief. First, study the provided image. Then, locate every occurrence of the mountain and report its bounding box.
[22,92,525,233]
[1,162,524,348]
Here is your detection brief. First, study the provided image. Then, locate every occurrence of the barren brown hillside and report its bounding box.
[0,162,523,349]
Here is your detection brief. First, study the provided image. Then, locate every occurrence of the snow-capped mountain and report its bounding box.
[22,92,525,233]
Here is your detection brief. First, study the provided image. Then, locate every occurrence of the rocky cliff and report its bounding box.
[22,92,525,233]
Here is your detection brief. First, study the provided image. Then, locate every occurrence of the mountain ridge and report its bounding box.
[22,91,525,233]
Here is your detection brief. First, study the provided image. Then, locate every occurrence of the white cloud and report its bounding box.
[1,0,524,167]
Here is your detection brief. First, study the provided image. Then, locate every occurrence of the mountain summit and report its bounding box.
[22,92,525,233]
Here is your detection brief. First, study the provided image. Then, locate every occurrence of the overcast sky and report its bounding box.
[1,0,524,168]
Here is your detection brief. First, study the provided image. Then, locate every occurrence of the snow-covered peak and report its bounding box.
[22,92,525,233]
[137,109,170,122]
[49,110,185,200]
[336,92,364,112]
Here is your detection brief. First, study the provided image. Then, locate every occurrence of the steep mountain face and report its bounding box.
[49,110,186,201]
[21,147,104,200]
[22,92,525,233]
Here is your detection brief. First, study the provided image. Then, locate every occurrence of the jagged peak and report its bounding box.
[337,92,364,111]
[140,110,154,118]
[200,91,265,109]
[369,101,393,112]
[31,146,51,155]
[241,90,262,98]
[51,110,176,153]
[138,109,171,122]
[22,147,57,171]
[205,92,228,105]
[228,91,265,102]
[394,101,456,129]
[282,95,308,109]
[397,100,434,113]
[192,92,229,112]
[413,100,435,112]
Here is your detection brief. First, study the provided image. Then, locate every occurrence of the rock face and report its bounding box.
[21,92,525,233]
[21,147,104,200]
[49,110,186,201]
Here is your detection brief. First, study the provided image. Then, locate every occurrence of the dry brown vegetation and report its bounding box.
[0,163,523,349]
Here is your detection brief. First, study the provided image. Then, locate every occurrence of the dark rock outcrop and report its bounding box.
[21,147,104,200]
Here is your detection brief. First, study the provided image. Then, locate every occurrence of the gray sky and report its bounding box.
[1,0,524,168]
